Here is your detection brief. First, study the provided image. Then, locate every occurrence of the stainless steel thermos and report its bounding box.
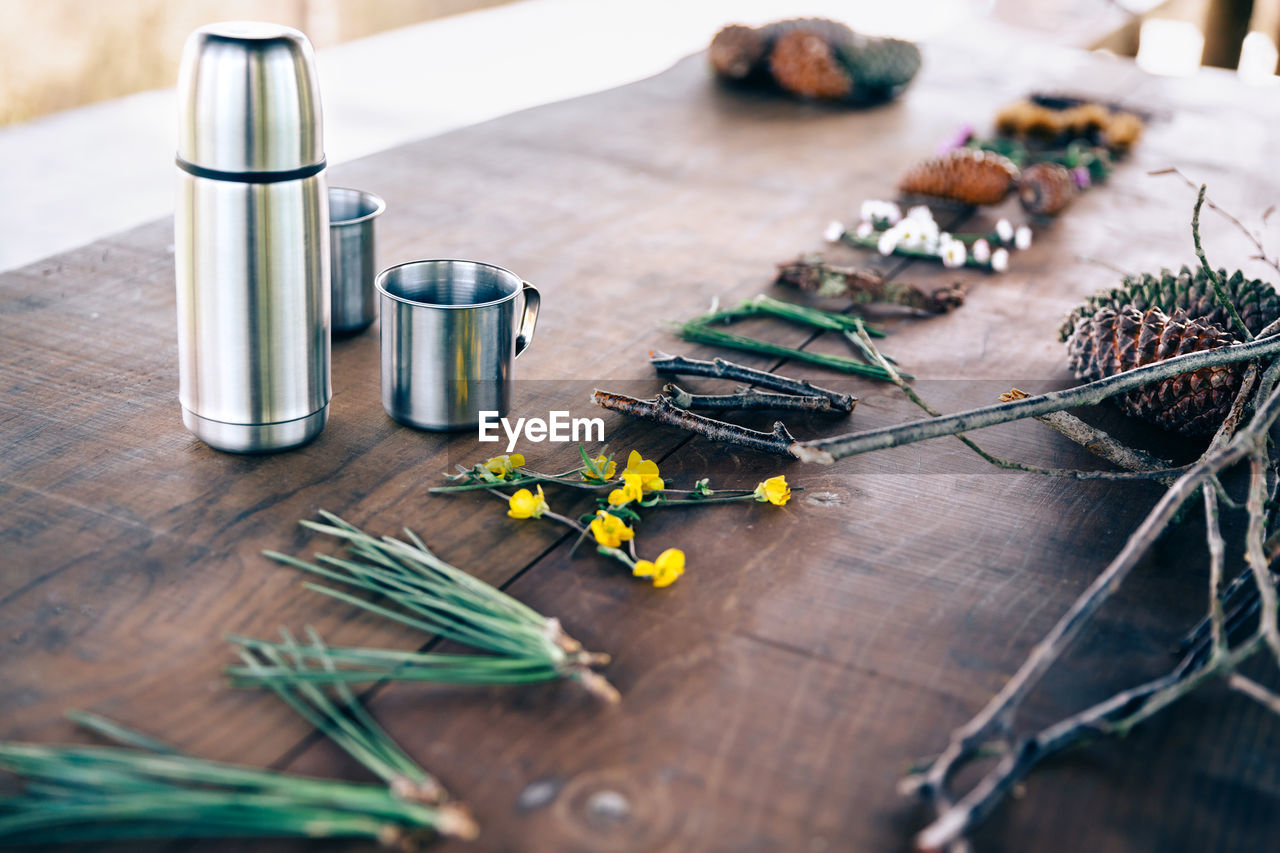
[174,22,330,453]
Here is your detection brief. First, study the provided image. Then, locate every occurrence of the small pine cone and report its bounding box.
[709,25,770,81]
[1066,305,1243,436]
[1058,265,1280,341]
[836,33,922,97]
[1018,162,1076,216]
[768,29,854,99]
[898,148,1019,205]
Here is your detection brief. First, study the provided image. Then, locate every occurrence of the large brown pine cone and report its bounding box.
[898,149,1019,205]
[1066,305,1243,436]
[768,29,854,99]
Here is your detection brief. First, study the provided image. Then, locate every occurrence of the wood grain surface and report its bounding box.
[3,31,1280,853]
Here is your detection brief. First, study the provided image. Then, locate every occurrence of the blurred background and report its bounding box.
[0,0,1276,271]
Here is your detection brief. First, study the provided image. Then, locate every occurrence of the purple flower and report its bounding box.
[936,124,975,155]
[1072,166,1091,190]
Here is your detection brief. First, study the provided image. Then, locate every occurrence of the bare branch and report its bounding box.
[592,390,800,457]
[795,332,1280,464]
[999,388,1170,474]
[1150,167,1280,277]
[662,383,842,413]
[1228,673,1280,714]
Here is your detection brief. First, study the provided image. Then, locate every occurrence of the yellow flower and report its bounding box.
[623,451,664,492]
[633,548,685,588]
[754,475,791,506]
[607,472,646,507]
[582,455,617,483]
[484,453,525,480]
[589,511,635,548]
[507,485,548,519]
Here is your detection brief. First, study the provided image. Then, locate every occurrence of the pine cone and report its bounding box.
[898,149,1019,205]
[1067,306,1243,436]
[709,25,771,82]
[1018,162,1076,216]
[1058,265,1280,341]
[835,33,921,98]
[768,29,854,99]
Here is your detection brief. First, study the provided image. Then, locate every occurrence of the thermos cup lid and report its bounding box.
[177,21,324,175]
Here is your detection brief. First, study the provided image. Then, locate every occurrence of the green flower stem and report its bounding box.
[1193,183,1253,340]
[675,321,899,379]
[691,295,886,338]
[431,471,618,493]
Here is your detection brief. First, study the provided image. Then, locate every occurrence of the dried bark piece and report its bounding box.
[774,255,965,313]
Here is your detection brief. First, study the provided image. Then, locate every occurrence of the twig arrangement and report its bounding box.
[229,511,619,702]
[845,185,1280,850]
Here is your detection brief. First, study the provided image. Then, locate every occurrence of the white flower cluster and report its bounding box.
[860,199,902,228]
[875,206,974,268]
[827,201,1033,273]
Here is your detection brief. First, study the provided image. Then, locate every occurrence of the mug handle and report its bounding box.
[514,281,541,358]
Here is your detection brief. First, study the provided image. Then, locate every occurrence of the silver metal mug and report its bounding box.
[378,260,540,430]
[329,187,385,335]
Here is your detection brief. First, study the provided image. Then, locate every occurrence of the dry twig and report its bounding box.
[592,390,799,456]
[662,383,842,413]
[999,388,1171,474]
[649,351,856,412]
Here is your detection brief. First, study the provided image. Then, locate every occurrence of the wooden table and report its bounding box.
[4,30,1280,853]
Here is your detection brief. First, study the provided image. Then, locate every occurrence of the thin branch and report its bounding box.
[914,628,1266,851]
[592,390,799,456]
[999,388,1171,474]
[1204,485,1228,654]
[1192,184,1253,340]
[1150,168,1280,277]
[649,351,856,412]
[662,383,843,413]
[1228,673,1280,714]
[1246,451,1280,664]
[794,332,1280,464]
[853,329,1184,481]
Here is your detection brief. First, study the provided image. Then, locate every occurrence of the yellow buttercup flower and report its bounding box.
[607,472,646,507]
[623,451,664,492]
[754,475,791,506]
[633,548,685,588]
[484,453,525,480]
[507,485,548,519]
[582,455,617,483]
[589,511,634,548]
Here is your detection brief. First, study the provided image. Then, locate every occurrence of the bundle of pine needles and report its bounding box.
[0,708,476,848]
[229,512,617,702]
